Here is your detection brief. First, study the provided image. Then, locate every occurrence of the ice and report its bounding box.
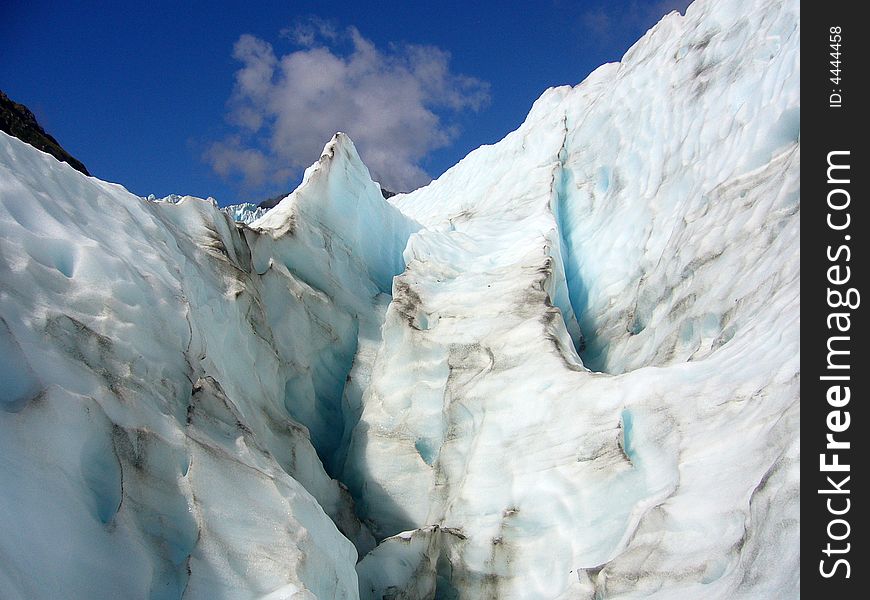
[0,132,371,598]
[222,201,271,224]
[350,0,799,596]
[0,317,41,411]
[0,0,799,597]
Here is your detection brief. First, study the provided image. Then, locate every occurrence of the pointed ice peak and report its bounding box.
[251,131,421,294]
[254,132,381,233]
[298,132,369,189]
[321,131,355,161]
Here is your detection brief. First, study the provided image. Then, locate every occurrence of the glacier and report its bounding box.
[222,203,271,226]
[144,195,270,226]
[0,0,799,598]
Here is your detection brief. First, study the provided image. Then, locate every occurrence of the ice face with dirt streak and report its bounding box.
[349,0,799,596]
[1,0,798,597]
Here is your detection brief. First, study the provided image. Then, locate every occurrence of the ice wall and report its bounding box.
[0,130,418,598]
[352,0,800,597]
[0,0,799,597]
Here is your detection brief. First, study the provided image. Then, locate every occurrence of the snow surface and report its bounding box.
[0,0,799,597]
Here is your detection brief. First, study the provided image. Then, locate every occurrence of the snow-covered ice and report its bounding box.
[0,0,799,597]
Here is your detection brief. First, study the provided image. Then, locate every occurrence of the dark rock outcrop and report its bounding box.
[1,90,90,176]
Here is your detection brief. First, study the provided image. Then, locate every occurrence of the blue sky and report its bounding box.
[1,0,689,205]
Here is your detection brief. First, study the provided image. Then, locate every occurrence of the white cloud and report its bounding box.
[206,22,490,193]
[204,135,269,188]
[280,17,338,48]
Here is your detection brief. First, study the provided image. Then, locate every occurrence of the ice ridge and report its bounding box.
[0,0,799,597]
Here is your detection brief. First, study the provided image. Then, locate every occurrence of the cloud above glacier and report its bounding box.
[206,22,490,192]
